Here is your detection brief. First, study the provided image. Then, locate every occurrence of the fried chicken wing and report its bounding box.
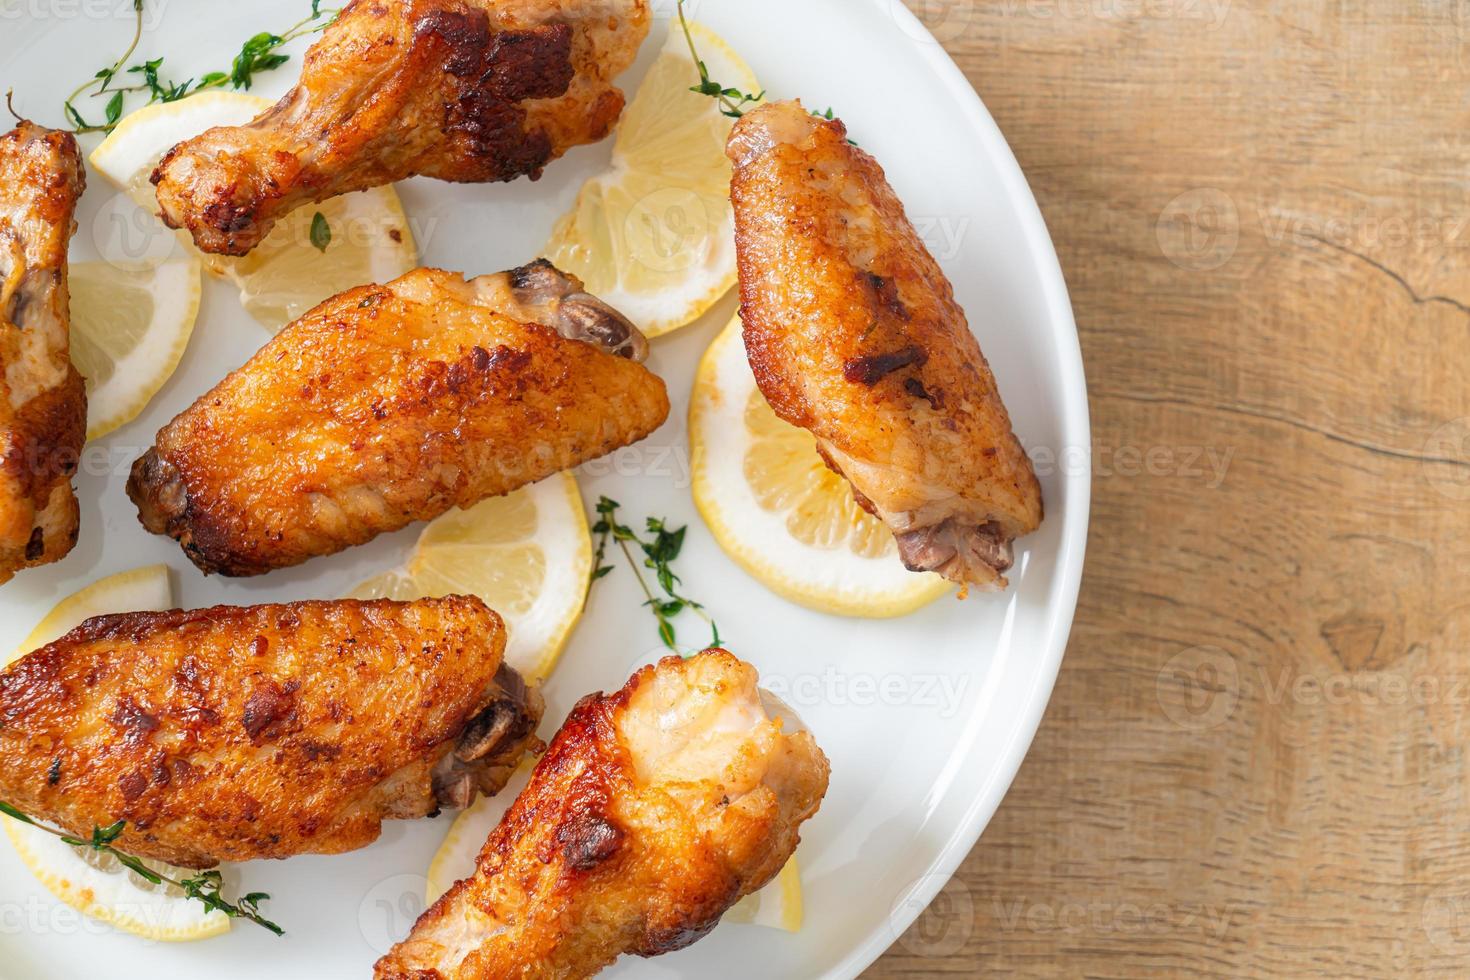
[728,101,1043,591]
[127,260,669,576]
[0,122,86,585]
[0,596,543,869]
[152,0,650,256]
[375,650,830,980]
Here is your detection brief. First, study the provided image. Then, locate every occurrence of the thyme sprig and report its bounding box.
[674,0,856,142]
[61,0,337,134]
[676,0,763,119]
[0,801,283,935]
[590,497,721,652]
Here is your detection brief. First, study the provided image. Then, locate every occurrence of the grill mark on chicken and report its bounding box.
[904,375,943,408]
[557,811,625,871]
[241,679,301,743]
[421,13,568,178]
[110,696,161,746]
[485,25,576,100]
[843,344,928,385]
[864,271,909,320]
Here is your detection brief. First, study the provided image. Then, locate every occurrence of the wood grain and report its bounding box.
[869,1,1470,976]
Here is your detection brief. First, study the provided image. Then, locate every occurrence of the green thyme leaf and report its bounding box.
[0,801,36,825]
[93,819,126,845]
[58,1,335,134]
[310,211,331,252]
[676,1,763,120]
[0,802,283,935]
[587,497,720,652]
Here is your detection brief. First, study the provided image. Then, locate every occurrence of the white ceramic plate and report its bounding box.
[0,1,1089,977]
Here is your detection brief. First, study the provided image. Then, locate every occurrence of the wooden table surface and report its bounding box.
[869,1,1470,976]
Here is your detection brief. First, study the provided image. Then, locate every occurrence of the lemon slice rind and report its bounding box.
[690,317,952,617]
[543,22,757,338]
[9,564,173,664]
[70,259,202,441]
[2,823,232,943]
[724,857,804,932]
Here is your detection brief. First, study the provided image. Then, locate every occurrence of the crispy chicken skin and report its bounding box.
[375,650,830,980]
[152,0,650,256]
[0,596,544,869]
[0,123,86,585]
[728,101,1043,591]
[127,261,669,577]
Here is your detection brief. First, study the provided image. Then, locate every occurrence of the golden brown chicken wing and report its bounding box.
[376,649,830,980]
[0,122,86,585]
[728,101,1043,591]
[152,0,650,256]
[0,595,543,869]
[127,260,669,576]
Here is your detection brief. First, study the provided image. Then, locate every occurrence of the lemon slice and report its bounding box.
[724,857,804,932]
[70,259,201,440]
[690,316,952,617]
[424,775,803,933]
[2,566,233,943]
[542,22,757,337]
[352,472,592,684]
[89,91,418,332]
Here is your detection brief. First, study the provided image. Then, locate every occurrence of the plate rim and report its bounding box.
[824,3,1092,977]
